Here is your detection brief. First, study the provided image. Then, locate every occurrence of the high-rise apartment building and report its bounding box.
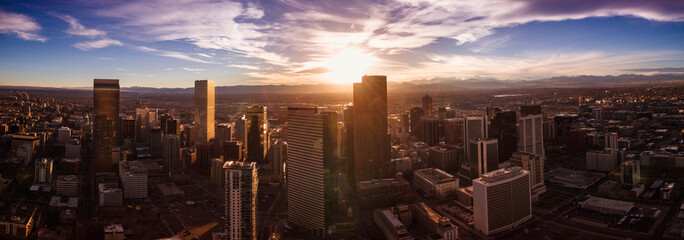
[93,79,119,171]
[468,138,499,183]
[473,167,532,235]
[223,161,258,240]
[518,105,544,158]
[194,80,215,144]
[245,106,269,163]
[353,75,390,182]
[286,107,338,238]
[510,152,545,201]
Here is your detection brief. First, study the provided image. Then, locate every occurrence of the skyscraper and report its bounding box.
[163,134,181,171]
[443,118,464,146]
[518,105,544,158]
[194,80,215,144]
[246,106,269,163]
[490,111,517,163]
[410,107,424,138]
[211,157,225,187]
[135,108,151,143]
[422,117,440,146]
[510,152,545,201]
[286,107,338,238]
[473,167,532,235]
[464,116,487,162]
[196,142,215,177]
[343,105,355,183]
[468,138,499,183]
[223,161,258,240]
[353,75,390,182]
[270,139,287,183]
[93,79,119,171]
[215,123,232,154]
[422,94,433,116]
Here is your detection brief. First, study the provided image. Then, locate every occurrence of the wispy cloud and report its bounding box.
[227,64,260,70]
[134,46,215,64]
[623,67,684,73]
[0,10,47,42]
[182,67,207,72]
[58,14,106,38]
[73,39,122,51]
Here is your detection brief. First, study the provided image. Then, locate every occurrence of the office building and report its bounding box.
[197,142,215,176]
[135,108,151,143]
[98,183,123,207]
[410,107,424,138]
[468,138,499,183]
[234,116,246,144]
[223,141,243,161]
[357,174,414,209]
[195,80,215,144]
[163,134,181,171]
[56,175,78,197]
[165,118,180,135]
[149,127,163,151]
[473,167,532,235]
[429,146,462,172]
[443,118,464,146]
[182,124,195,147]
[353,75,390,182]
[286,107,338,238]
[422,117,440,146]
[586,150,618,172]
[270,139,287,181]
[119,161,148,199]
[510,152,546,201]
[104,224,124,240]
[223,161,258,240]
[0,202,38,240]
[604,132,618,149]
[211,158,225,187]
[57,127,71,144]
[93,79,119,171]
[415,202,459,240]
[34,158,53,185]
[620,160,640,187]
[592,107,603,120]
[490,111,517,163]
[422,94,433,116]
[343,105,355,183]
[215,123,232,154]
[65,139,80,159]
[245,106,269,163]
[518,105,544,158]
[120,117,135,143]
[464,116,487,160]
[414,168,459,199]
[373,209,414,240]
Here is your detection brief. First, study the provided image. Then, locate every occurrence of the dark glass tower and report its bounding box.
[353,75,389,182]
[93,79,119,171]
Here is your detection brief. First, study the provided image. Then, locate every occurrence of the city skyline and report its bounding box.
[1,0,684,87]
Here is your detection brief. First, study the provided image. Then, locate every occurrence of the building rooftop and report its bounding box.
[49,196,78,208]
[104,223,124,233]
[581,196,634,213]
[0,201,37,225]
[546,167,605,189]
[382,209,404,228]
[477,166,526,184]
[415,168,456,184]
[223,161,255,169]
[156,183,184,196]
[120,161,148,175]
[57,175,78,183]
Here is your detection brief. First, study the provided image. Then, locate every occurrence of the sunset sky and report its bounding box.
[1,0,683,87]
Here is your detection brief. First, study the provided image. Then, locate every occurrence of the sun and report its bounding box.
[323,48,374,84]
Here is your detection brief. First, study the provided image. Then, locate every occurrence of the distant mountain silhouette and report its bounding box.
[2,74,682,94]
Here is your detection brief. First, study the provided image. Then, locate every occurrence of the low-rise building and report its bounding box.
[55,175,78,197]
[373,209,414,240]
[414,168,459,199]
[580,196,634,215]
[0,202,38,240]
[119,161,148,199]
[415,202,458,240]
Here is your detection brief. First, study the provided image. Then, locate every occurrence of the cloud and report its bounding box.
[623,67,684,73]
[182,67,207,72]
[73,39,123,51]
[58,14,106,37]
[227,64,260,70]
[0,10,47,42]
[134,46,215,64]
[98,57,114,60]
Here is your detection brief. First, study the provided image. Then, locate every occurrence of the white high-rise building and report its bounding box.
[119,161,148,199]
[518,105,544,158]
[162,134,181,171]
[473,167,531,235]
[224,161,258,240]
[195,80,215,144]
[285,107,338,238]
